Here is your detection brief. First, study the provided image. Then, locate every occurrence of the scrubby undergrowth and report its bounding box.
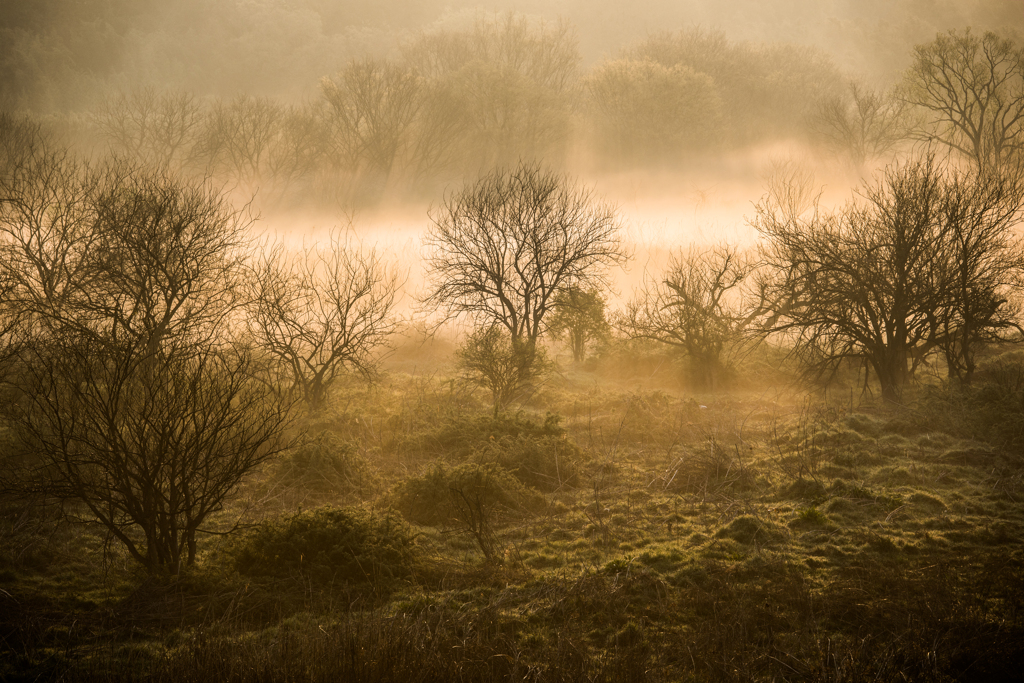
[2,354,1024,682]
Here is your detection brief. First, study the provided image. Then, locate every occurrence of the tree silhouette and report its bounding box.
[623,244,757,389]
[755,156,1024,400]
[424,161,624,353]
[904,29,1024,171]
[1,158,290,574]
[246,229,401,411]
[547,287,610,362]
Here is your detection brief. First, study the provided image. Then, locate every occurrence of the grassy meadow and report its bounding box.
[1,338,1022,682]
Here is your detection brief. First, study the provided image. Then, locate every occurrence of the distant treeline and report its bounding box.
[10,17,906,209]
[5,4,1022,209]
[3,0,1019,110]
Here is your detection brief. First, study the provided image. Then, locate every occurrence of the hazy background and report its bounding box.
[3,0,1021,110]
[3,0,1022,300]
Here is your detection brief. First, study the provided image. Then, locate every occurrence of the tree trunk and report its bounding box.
[875,347,909,403]
[571,331,585,362]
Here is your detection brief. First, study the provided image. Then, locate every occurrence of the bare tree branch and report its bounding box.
[423,161,625,351]
[246,228,402,411]
[903,29,1024,171]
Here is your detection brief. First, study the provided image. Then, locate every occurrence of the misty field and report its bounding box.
[4,1,1024,681]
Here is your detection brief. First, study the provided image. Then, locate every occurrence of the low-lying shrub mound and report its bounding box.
[470,430,585,492]
[263,431,378,505]
[662,441,757,493]
[783,477,827,500]
[907,355,1024,455]
[789,506,833,531]
[392,462,546,528]
[392,412,585,491]
[958,363,1024,453]
[231,507,416,586]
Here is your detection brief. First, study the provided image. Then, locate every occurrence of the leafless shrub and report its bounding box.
[622,243,760,389]
[246,229,401,412]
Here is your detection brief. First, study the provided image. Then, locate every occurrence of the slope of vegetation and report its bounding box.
[2,347,1022,681]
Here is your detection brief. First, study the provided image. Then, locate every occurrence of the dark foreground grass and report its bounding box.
[7,550,1021,682]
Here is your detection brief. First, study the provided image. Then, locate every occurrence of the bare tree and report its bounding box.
[13,336,290,575]
[755,159,947,402]
[320,59,421,184]
[456,325,546,416]
[0,113,65,371]
[934,164,1024,384]
[316,58,470,200]
[624,28,843,147]
[547,286,610,362]
[903,29,1024,171]
[403,13,581,168]
[1,112,52,182]
[755,156,1024,400]
[586,58,723,163]
[812,82,914,166]
[246,229,401,411]
[2,155,249,357]
[199,95,319,202]
[0,120,97,355]
[405,79,467,185]
[93,87,205,173]
[423,162,625,355]
[1,159,289,575]
[85,162,251,357]
[622,244,757,388]
[199,95,280,191]
[266,104,322,196]
[406,13,579,93]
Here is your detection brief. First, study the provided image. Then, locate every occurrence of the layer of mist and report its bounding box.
[3,0,1021,110]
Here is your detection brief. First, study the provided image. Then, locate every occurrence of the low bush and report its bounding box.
[392,463,545,528]
[784,477,827,500]
[263,431,378,505]
[391,413,585,491]
[434,412,565,455]
[911,356,1024,454]
[230,506,416,586]
[392,462,546,562]
[663,439,756,493]
[715,515,787,546]
[470,424,585,492]
[790,506,832,530]
[959,362,1024,453]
